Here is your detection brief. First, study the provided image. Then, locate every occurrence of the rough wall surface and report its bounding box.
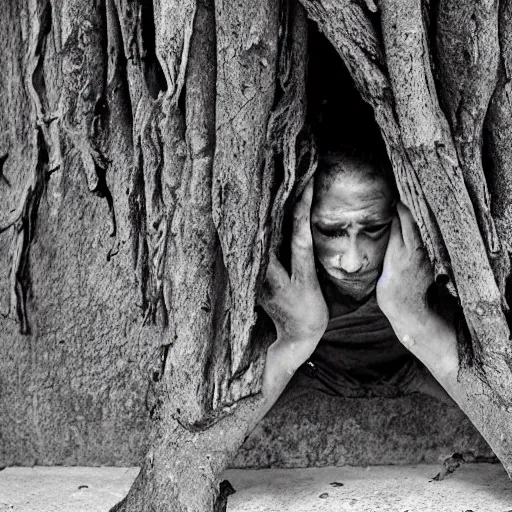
[234,390,492,469]
[0,152,165,466]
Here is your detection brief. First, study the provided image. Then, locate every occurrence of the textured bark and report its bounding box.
[208,0,280,402]
[111,395,265,512]
[435,0,500,257]
[1,0,512,510]
[111,1,312,509]
[164,0,222,427]
[486,0,512,299]
[380,0,512,406]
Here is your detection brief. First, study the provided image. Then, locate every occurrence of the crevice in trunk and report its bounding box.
[0,153,10,188]
[128,143,150,314]
[140,1,167,99]
[11,127,49,335]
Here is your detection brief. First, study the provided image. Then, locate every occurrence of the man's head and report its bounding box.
[311,150,397,301]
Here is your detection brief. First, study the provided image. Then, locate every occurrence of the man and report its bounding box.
[253,150,459,426]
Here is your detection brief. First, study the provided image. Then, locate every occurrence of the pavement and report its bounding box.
[0,464,511,511]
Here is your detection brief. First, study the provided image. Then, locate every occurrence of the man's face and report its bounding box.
[311,161,395,301]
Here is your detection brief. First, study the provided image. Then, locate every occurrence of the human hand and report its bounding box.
[258,177,329,347]
[376,202,434,335]
[376,202,458,380]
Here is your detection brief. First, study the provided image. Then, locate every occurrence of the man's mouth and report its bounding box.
[327,270,378,283]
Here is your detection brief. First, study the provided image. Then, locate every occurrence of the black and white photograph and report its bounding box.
[1,0,512,510]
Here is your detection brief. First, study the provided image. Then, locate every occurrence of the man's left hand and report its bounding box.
[376,202,458,379]
[376,202,434,337]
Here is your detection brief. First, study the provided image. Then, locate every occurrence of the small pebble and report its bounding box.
[78,485,89,490]
[319,492,329,499]
[329,481,344,487]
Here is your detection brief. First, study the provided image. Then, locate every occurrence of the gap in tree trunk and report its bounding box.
[231,24,493,479]
[140,2,168,99]
[307,24,386,158]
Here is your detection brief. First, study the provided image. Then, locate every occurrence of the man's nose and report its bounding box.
[338,240,365,274]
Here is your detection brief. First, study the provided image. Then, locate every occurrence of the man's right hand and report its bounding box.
[258,177,329,355]
[249,176,329,431]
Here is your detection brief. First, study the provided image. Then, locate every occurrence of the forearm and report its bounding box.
[390,311,458,384]
[390,311,512,473]
[248,334,319,433]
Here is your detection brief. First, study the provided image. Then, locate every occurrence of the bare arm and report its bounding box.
[250,177,329,431]
[375,206,512,470]
[376,202,459,384]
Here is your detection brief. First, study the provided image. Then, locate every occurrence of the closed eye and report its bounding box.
[316,226,346,238]
[363,223,391,236]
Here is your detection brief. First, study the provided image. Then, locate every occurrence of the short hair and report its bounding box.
[315,146,398,198]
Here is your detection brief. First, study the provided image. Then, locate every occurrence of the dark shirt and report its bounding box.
[305,276,415,394]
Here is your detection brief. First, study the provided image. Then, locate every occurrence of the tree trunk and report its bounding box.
[1,0,511,510]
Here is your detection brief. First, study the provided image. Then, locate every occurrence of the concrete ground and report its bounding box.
[0,464,511,511]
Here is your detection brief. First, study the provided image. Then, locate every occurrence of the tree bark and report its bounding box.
[1,0,512,510]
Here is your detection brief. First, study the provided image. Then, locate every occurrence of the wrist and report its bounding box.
[278,326,325,346]
[389,309,459,380]
[276,332,322,363]
[384,303,432,337]
[387,314,434,344]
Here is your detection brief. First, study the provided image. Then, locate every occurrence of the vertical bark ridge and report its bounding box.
[103,0,134,260]
[112,0,191,322]
[29,0,62,174]
[113,0,160,317]
[60,0,108,194]
[380,0,512,404]
[3,0,60,334]
[154,0,196,328]
[153,0,196,103]
[165,0,220,426]
[266,1,310,256]
[436,0,501,258]
[486,0,512,305]
[225,0,314,411]
[212,0,280,378]
[8,133,48,335]
[60,0,118,242]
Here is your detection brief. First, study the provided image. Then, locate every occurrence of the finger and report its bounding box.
[291,177,316,283]
[396,202,423,251]
[258,251,289,306]
[386,212,404,252]
[379,214,403,287]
